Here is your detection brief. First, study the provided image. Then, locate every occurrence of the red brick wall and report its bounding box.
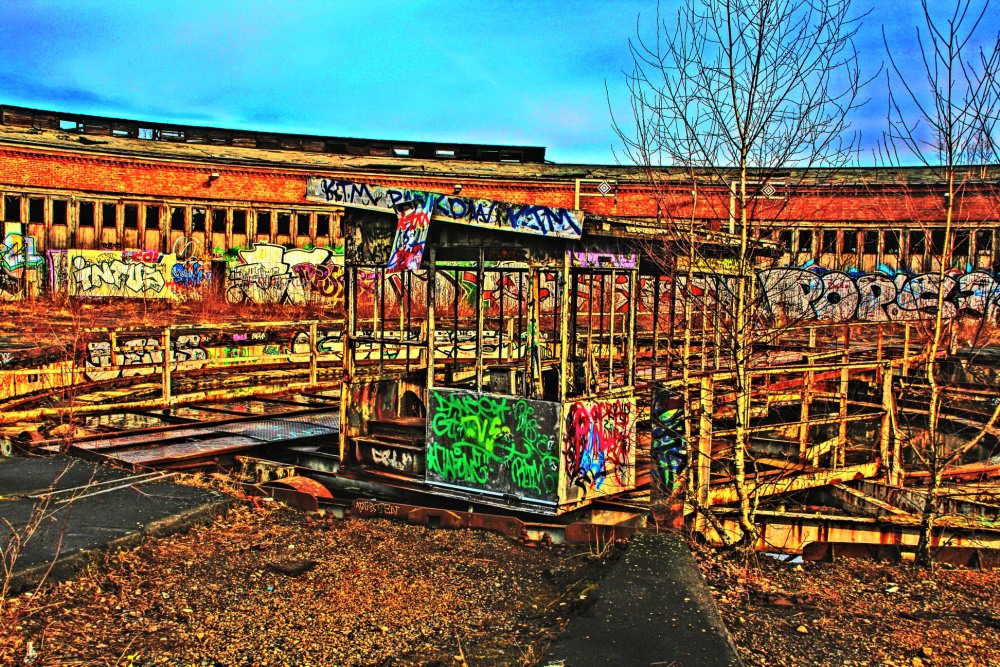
[0,144,997,225]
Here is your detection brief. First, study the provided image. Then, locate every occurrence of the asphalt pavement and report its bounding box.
[544,531,743,667]
[0,454,231,594]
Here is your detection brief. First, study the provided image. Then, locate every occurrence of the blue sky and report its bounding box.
[0,1,996,165]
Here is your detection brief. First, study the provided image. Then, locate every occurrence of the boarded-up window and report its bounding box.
[257,211,271,234]
[863,230,879,254]
[843,230,858,254]
[28,198,44,223]
[170,207,186,231]
[79,202,96,227]
[51,200,68,226]
[931,229,946,254]
[146,205,160,230]
[191,208,206,232]
[102,203,117,229]
[124,204,139,229]
[976,229,993,252]
[884,230,900,254]
[821,230,838,253]
[798,230,813,253]
[3,195,21,222]
[212,209,226,233]
[953,230,970,256]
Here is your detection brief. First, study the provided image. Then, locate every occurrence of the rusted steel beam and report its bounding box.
[706,509,1000,557]
[707,461,880,505]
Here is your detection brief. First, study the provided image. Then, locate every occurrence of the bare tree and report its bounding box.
[879,0,1000,567]
[612,0,868,543]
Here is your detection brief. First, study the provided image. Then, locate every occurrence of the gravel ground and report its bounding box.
[1,502,603,667]
[696,546,1000,667]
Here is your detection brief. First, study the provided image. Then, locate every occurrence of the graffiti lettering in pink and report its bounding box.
[563,398,635,494]
[387,195,436,272]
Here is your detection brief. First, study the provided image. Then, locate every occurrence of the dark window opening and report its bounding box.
[863,230,879,254]
[909,230,926,254]
[232,210,247,234]
[316,214,330,237]
[798,230,813,253]
[953,230,970,256]
[779,230,793,251]
[257,211,271,235]
[123,204,139,229]
[191,208,206,233]
[145,205,160,230]
[28,198,44,224]
[277,212,291,236]
[297,213,310,237]
[212,209,227,233]
[884,230,900,254]
[821,230,838,253]
[3,195,21,222]
[170,207,186,231]
[843,231,858,254]
[78,202,95,227]
[101,203,117,229]
[931,229,946,254]
[976,229,993,253]
[51,200,67,226]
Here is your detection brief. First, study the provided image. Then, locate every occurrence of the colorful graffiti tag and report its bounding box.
[651,388,687,493]
[563,398,635,497]
[307,178,583,239]
[388,194,436,272]
[83,334,207,382]
[759,266,1000,322]
[66,250,178,299]
[226,243,343,305]
[0,232,44,299]
[426,388,560,501]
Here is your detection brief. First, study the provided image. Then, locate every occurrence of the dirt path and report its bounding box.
[2,501,604,666]
[696,547,1000,667]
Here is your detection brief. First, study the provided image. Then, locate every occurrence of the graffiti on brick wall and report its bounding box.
[570,241,638,269]
[226,243,343,305]
[84,334,207,382]
[307,178,583,239]
[388,194,436,272]
[0,232,43,299]
[65,250,177,299]
[651,389,687,493]
[759,266,1000,322]
[426,388,560,501]
[563,398,635,496]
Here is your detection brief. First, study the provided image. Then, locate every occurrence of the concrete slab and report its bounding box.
[544,532,742,667]
[0,455,232,594]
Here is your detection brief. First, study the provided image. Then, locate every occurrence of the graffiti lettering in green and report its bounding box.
[427,389,559,500]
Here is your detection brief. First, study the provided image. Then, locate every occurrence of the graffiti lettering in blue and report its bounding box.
[306,178,583,239]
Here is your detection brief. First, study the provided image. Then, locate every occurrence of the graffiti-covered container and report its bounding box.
[425,388,638,513]
[559,394,637,508]
[426,388,561,507]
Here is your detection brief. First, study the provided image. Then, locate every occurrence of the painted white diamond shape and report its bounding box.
[761,184,776,197]
[597,181,613,195]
